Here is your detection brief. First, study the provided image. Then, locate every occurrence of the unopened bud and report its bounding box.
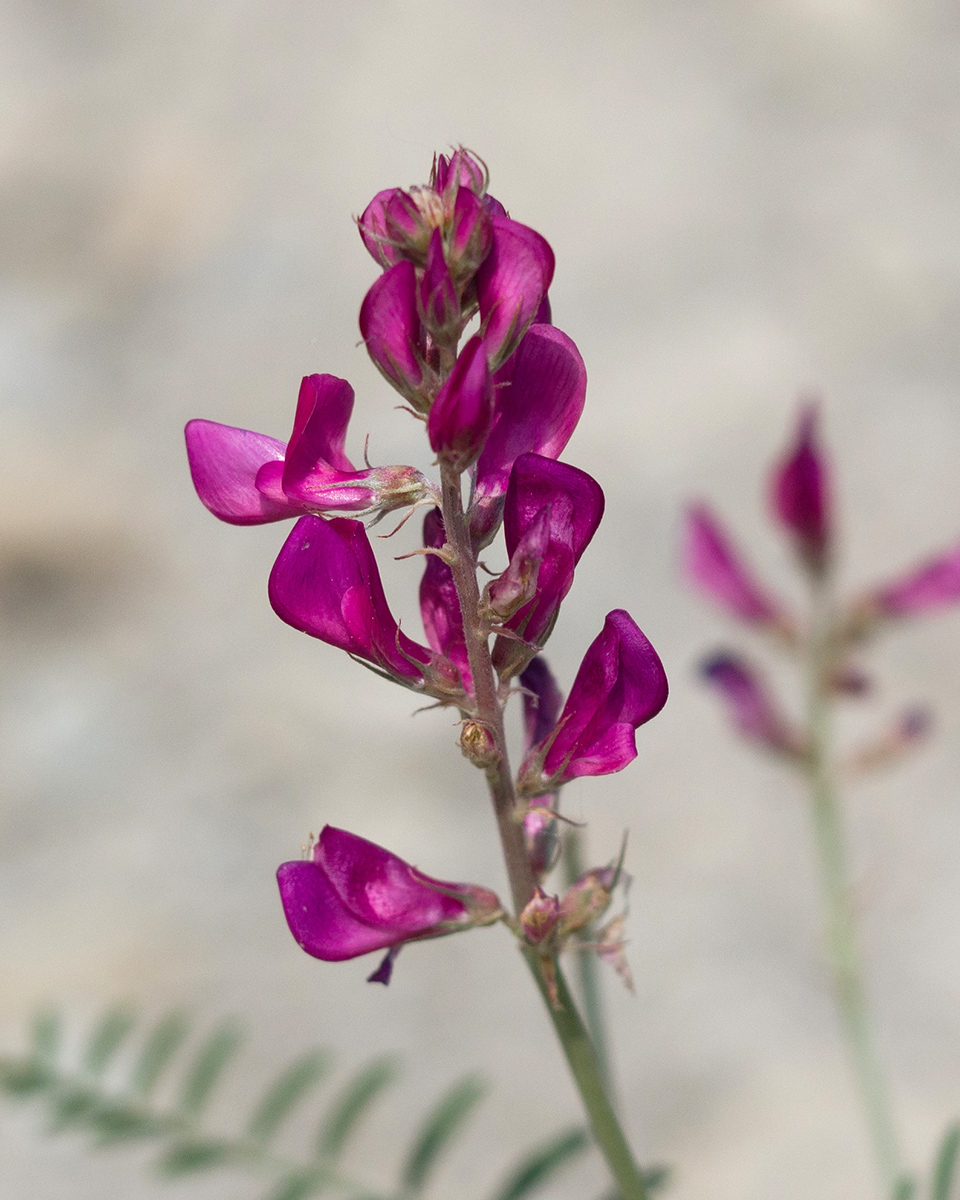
[557,867,615,936]
[519,888,560,946]
[460,721,499,769]
[427,336,494,473]
[419,229,461,343]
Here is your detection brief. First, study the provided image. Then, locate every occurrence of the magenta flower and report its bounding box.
[520,610,668,792]
[476,217,555,371]
[278,826,502,983]
[769,404,831,573]
[682,503,790,630]
[863,540,960,618]
[419,508,472,693]
[427,335,494,473]
[471,325,587,545]
[701,652,806,759]
[489,454,604,678]
[186,374,430,525]
[359,261,427,407]
[269,515,461,693]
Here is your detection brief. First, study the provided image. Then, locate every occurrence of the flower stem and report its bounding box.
[525,953,648,1200]
[563,829,613,1095]
[806,576,903,1196]
[437,463,646,1199]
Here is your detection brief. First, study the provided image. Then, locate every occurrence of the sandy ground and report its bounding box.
[3,2,960,1197]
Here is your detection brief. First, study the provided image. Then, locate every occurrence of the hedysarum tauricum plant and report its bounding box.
[186,149,668,1200]
[684,404,960,1200]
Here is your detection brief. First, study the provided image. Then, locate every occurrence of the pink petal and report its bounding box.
[185,419,295,525]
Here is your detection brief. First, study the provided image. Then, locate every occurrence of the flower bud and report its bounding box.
[460,721,499,769]
[359,261,429,409]
[557,867,616,936]
[428,336,494,472]
[447,186,493,285]
[419,229,460,344]
[769,404,832,576]
[519,888,560,946]
[701,652,807,761]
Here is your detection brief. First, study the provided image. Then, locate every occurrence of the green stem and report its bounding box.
[526,955,648,1200]
[806,577,902,1196]
[563,830,612,1096]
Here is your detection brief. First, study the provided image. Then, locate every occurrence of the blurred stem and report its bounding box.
[806,574,903,1197]
[563,829,612,1096]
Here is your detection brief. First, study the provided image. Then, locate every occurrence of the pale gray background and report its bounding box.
[3,1,960,1197]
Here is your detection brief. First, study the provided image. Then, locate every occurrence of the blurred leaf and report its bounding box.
[0,1058,52,1096]
[933,1125,960,1200]
[48,1085,98,1131]
[315,1056,398,1161]
[264,1169,327,1200]
[131,1011,191,1097]
[83,1007,136,1078]
[247,1050,332,1146]
[91,1101,168,1145]
[490,1128,589,1200]
[31,1010,61,1065]
[159,1138,234,1176]
[894,1177,916,1200]
[178,1022,243,1117]
[400,1074,486,1194]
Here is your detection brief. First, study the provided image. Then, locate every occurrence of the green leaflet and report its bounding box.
[489,1128,589,1200]
[178,1020,244,1117]
[400,1075,486,1194]
[933,1124,960,1200]
[82,1006,137,1078]
[247,1050,332,1146]
[131,1011,192,1097]
[315,1056,398,1161]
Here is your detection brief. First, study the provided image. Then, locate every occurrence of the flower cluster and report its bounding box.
[683,405,958,766]
[187,150,668,982]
